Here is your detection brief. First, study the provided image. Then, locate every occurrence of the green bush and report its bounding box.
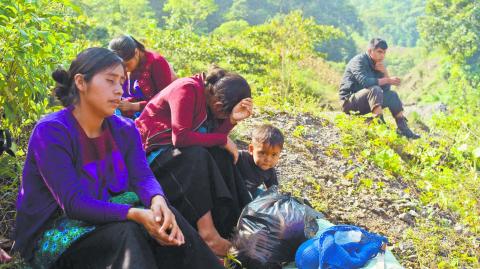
[0,0,85,136]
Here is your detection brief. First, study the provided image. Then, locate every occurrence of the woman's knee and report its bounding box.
[52,222,150,268]
[170,207,192,231]
[102,221,148,244]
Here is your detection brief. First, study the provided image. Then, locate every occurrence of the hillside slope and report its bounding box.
[234,107,478,268]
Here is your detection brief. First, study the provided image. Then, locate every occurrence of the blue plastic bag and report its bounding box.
[295,225,388,269]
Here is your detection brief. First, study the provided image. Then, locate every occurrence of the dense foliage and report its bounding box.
[349,0,425,47]
[0,0,84,136]
[418,0,480,110]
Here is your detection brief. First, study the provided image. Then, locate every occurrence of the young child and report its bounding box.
[237,124,284,198]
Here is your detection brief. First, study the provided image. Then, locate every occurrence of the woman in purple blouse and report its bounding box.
[13,48,224,269]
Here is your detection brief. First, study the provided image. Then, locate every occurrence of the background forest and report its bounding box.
[0,0,479,268]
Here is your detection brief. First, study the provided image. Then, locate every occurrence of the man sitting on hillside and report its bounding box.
[339,38,420,139]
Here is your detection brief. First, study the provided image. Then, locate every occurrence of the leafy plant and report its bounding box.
[0,0,85,135]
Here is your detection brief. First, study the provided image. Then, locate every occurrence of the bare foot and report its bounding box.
[0,248,12,263]
[196,211,232,256]
[199,230,232,257]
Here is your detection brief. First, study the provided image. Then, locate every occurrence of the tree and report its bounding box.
[418,0,479,65]
[212,20,250,38]
[74,0,159,42]
[222,0,361,62]
[163,0,218,32]
[235,11,343,95]
[418,0,480,109]
[350,0,425,47]
[225,0,362,33]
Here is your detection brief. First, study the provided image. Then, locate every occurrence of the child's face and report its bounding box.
[248,142,282,171]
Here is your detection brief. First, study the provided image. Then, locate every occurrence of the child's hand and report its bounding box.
[230,98,253,124]
[223,137,239,164]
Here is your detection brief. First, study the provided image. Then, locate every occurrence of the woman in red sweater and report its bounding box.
[109,35,176,117]
[135,66,253,256]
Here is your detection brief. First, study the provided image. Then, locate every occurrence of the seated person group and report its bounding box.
[11,35,417,268]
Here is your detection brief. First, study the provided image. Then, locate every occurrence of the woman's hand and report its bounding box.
[230,98,253,124]
[223,137,239,164]
[150,195,184,246]
[118,100,141,113]
[127,198,184,247]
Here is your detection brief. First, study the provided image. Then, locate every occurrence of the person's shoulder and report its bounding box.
[147,50,166,60]
[167,75,204,95]
[146,50,170,68]
[181,74,203,87]
[107,115,136,131]
[31,108,76,142]
[35,108,71,130]
[143,50,160,67]
[346,53,369,69]
[106,115,141,145]
[350,53,367,63]
[238,150,254,165]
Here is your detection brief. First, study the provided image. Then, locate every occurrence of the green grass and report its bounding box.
[333,111,480,267]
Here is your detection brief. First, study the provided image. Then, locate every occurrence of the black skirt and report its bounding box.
[150,146,251,238]
[51,207,224,269]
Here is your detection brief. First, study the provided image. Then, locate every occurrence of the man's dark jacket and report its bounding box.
[339,52,390,100]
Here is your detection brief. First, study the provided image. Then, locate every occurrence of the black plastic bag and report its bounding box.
[232,186,323,269]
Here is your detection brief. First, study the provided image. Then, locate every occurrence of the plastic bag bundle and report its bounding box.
[233,186,323,269]
[295,225,388,269]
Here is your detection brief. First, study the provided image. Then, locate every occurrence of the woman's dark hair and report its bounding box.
[108,35,146,61]
[52,47,124,107]
[204,66,251,114]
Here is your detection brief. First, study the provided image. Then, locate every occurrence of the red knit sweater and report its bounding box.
[135,74,234,152]
[129,50,173,109]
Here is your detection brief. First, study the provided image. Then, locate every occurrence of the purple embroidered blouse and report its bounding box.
[14,107,164,260]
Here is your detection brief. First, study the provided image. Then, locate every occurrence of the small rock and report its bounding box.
[454,224,463,234]
[398,212,415,225]
[398,240,415,252]
[408,210,419,218]
[372,207,389,217]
